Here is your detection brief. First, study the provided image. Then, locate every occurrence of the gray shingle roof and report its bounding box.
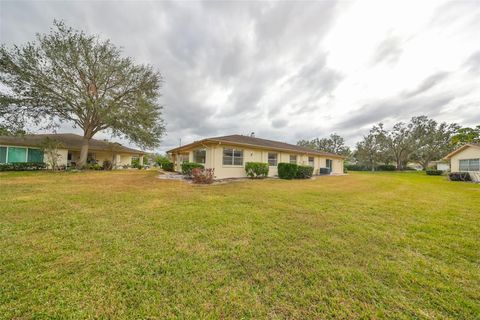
[168,134,345,158]
[0,133,145,154]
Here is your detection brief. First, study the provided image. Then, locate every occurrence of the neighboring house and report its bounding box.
[0,133,145,168]
[167,134,345,179]
[444,143,480,172]
[432,160,450,171]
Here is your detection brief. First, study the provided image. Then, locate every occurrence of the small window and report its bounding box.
[193,149,206,164]
[27,148,44,163]
[0,147,6,164]
[289,155,297,164]
[223,148,243,166]
[460,158,479,171]
[7,147,27,163]
[308,156,314,167]
[268,153,278,166]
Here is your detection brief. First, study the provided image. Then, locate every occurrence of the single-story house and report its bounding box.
[444,143,480,172]
[0,133,145,168]
[167,134,345,179]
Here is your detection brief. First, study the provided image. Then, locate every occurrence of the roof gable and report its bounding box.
[444,143,480,159]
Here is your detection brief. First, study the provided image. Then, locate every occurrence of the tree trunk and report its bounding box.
[77,136,91,169]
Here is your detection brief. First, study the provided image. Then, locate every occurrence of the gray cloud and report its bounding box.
[337,93,457,130]
[402,72,450,98]
[371,35,403,65]
[464,51,480,73]
[1,1,479,151]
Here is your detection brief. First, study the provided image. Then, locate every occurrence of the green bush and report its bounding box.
[345,164,397,171]
[181,162,204,177]
[377,164,396,171]
[296,165,314,179]
[162,161,175,172]
[102,160,112,170]
[156,155,171,167]
[278,163,298,179]
[0,162,47,171]
[448,172,471,181]
[245,162,269,178]
[88,163,102,170]
[426,170,443,176]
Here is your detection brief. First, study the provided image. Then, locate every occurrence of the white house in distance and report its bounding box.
[167,134,345,179]
[0,133,145,168]
[444,143,480,172]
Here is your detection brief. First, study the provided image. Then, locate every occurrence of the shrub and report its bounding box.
[0,162,47,171]
[426,170,443,176]
[448,172,471,182]
[191,168,214,184]
[377,164,396,171]
[245,162,269,178]
[181,162,204,177]
[156,155,171,168]
[102,160,112,170]
[88,163,102,170]
[131,157,140,168]
[345,164,369,171]
[278,163,298,179]
[296,165,314,179]
[162,161,175,172]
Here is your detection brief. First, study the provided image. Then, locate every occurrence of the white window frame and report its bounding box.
[268,153,278,166]
[459,158,480,171]
[289,155,297,164]
[223,148,244,166]
[308,156,314,167]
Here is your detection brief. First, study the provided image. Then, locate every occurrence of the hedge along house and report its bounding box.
[0,133,145,169]
[167,134,345,179]
[444,143,480,172]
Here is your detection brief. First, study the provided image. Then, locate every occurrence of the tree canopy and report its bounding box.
[451,125,480,146]
[354,116,462,170]
[0,20,165,167]
[297,133,351,157]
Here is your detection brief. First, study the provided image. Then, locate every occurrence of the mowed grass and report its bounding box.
[0,171,479,319]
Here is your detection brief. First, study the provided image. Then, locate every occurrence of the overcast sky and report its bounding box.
[1,0,479,152]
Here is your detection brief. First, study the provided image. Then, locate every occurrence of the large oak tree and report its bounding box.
[0,21,165,167]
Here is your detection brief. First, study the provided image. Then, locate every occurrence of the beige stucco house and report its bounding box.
[0,133,145,168]
[444,143,480,172]
[167,134,345,179]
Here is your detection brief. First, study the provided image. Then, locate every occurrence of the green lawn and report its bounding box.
[0,171,479,319]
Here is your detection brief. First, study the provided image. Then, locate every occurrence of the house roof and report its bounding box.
[443,143,480,159]
[167,134,345,158]
[0,133,145,154]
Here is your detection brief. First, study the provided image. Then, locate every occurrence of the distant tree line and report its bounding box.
[298,116,479,171]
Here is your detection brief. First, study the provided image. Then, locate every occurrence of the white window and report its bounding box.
[268,153,278,166]
[308,156,314,167]
[223,148,243,166]
[459,159,480,171]
[289,155,297,164]
[193,149,206,164]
